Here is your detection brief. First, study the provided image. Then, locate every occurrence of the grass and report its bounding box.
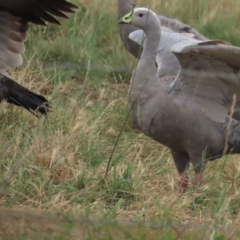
[2,0,240,238]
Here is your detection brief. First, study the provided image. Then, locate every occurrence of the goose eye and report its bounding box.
[138,13,144,17]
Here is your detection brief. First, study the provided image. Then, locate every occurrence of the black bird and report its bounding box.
[0,0,78,116]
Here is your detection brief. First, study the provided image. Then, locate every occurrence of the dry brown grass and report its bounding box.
[1,206,240,239]
[2,65,240,238]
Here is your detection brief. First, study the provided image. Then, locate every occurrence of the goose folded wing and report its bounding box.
[169,40,240,123]
[0,0,78,26]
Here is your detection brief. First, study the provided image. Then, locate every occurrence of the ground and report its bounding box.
[1,0,240,239]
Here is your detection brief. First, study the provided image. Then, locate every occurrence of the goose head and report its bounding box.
[119,7,160,30]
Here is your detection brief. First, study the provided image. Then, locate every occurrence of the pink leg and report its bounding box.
[188,151,205,188]
[170,150,190,193]
[178,173,189,193]
[192,173,203,187]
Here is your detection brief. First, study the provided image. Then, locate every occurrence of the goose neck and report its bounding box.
[141,27,161,61]
[131,20,161,92]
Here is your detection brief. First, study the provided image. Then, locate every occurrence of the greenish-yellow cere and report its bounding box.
[121,11,134,24]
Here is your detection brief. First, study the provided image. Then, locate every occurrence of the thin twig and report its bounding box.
[104,1,152,179]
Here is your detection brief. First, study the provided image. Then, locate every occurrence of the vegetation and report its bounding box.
[1,0,240,238]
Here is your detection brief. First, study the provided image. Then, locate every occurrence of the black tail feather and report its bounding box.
[7,90,50,117]
[0,74,51,117]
